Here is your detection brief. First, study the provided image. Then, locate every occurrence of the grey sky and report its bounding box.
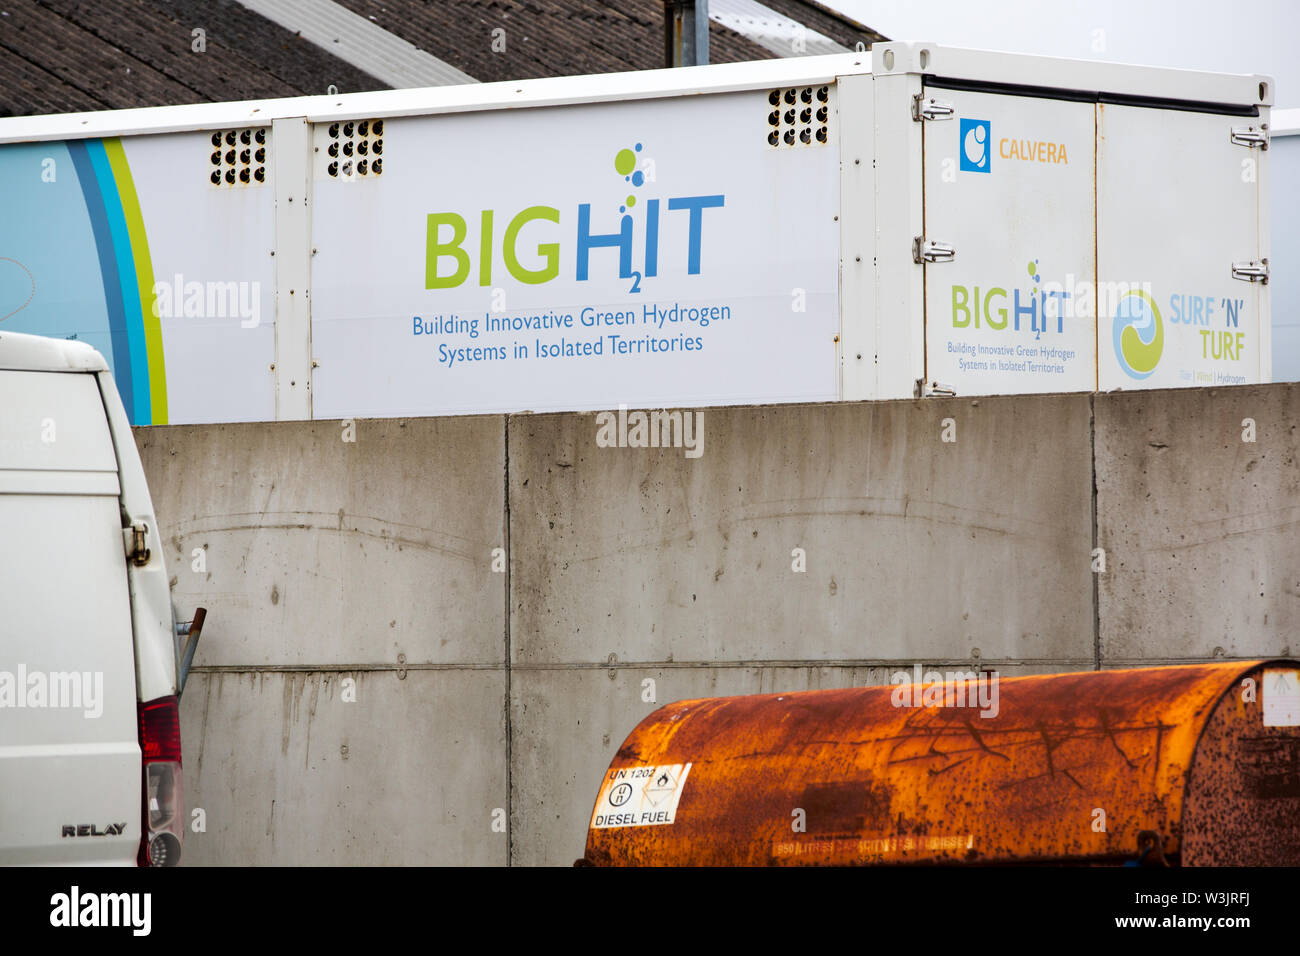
[826,0,1300,107]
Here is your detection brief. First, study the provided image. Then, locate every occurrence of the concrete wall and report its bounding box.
[137,418,509,865]
[135,383,1300,866]
[506,396,1094,864]
[1095,383,1300,663]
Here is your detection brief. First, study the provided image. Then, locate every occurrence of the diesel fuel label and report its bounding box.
[591,763,692,828]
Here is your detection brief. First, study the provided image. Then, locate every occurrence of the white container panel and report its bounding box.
[923,88,1097,395]
[1098,104,1264,390]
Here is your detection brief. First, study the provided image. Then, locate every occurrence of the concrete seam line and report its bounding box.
[708,0,849,57]
[505,658,1103,669]
[189,664,508,672]
[503,413,513,865]
[234,0,478,88]
[190,658,1105,673]
[1090,392,1101,671]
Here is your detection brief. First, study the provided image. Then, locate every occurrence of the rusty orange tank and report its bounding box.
[580,660,1300,866]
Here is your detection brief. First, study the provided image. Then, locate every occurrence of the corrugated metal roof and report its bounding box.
[327,0,774,82]
[709,0,848,56]
[235,0,477,87]
[759,0,886,50]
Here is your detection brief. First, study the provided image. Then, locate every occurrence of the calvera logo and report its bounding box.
[1113,289,1163,378]
[424,141,725,291]
[960,118,991,173]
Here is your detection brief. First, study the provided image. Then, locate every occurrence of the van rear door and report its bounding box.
[0,368,140,864]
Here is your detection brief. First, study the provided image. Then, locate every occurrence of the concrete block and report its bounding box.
[180,668,507,865]
[136,417,505,667]
[1095,383,1300,661]
[509,396,1094,667]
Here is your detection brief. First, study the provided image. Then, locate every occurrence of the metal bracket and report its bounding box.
[911,94,954,122]
[1229,125,1269,149]
[1231,258,1269,283]
[913,237,955,264]
[125,520,150,566]
[916,379,956,397]
[176,608,206,696]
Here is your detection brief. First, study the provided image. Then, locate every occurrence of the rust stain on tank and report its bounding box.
[581,661,1300,866]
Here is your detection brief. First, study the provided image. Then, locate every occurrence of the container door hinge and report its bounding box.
[913,237,955,263]
[125,520,151,566]
[916,379,957,398]
[1229,124,1269,149]
[912,94,954,122]
[1231,258,1269,283]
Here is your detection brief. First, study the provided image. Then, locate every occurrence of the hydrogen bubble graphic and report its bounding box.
[615,148,636,176]
[626,195,636,207]
[635,143,642,151]
[619,206,625,213]
[632,171,644,187]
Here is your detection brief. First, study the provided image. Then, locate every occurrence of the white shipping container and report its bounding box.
[1269,108,1300,383]
[0,43,1273,425]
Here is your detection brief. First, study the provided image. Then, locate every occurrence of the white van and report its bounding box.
[0,331,202,865]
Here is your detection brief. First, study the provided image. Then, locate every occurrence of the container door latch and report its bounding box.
[912,95,954,122]
[1229,125,1269,149]
[1231,259,1269,284]
[913,237,955,264]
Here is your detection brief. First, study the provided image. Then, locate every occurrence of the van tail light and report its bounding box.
[137,695,184,867]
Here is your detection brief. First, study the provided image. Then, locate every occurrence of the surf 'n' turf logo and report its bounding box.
[1113,289,1163,379]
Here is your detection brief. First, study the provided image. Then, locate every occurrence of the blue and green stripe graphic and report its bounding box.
[66,138,167,424]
